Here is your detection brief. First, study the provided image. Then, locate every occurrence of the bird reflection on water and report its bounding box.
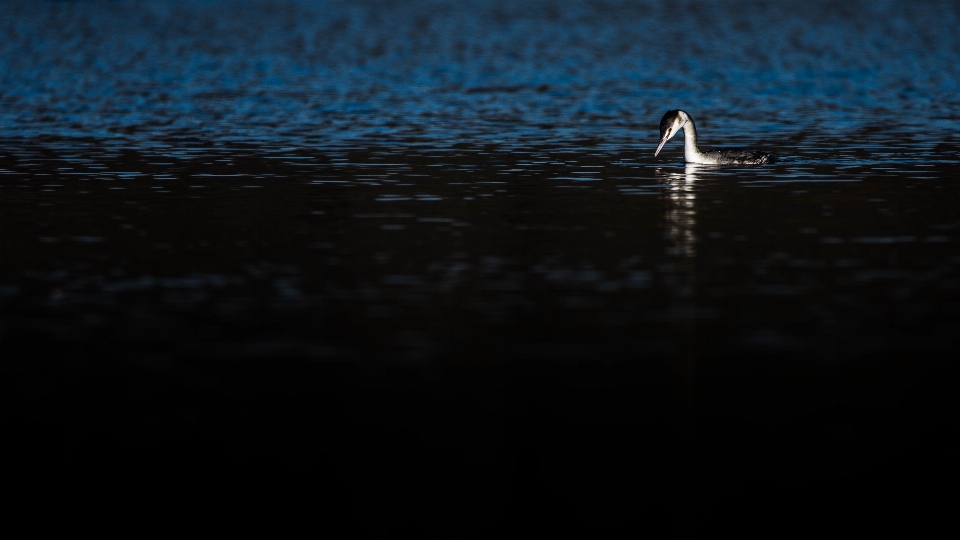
[657,165,703,404]
[659,165,700,259]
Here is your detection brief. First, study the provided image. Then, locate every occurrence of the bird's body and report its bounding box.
[656,110,775,165]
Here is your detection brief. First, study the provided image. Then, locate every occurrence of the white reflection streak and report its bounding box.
[656,165,701,404]
[660,164,699,259]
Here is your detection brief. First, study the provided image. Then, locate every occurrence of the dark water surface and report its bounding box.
[3,0,960,537]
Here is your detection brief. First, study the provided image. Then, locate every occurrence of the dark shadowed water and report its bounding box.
[2,0,959,537]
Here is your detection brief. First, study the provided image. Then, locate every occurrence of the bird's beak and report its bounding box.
[655,132,670,157]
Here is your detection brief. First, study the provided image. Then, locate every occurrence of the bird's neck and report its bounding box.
[681,117,706,163]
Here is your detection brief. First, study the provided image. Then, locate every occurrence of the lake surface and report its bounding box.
[2,0,959,536]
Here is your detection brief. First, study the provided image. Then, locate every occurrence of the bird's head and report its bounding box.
[656,109,688,157]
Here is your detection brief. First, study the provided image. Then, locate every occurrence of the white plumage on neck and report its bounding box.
[678,112,709,164]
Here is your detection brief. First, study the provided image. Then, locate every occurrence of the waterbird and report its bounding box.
[655,110,776,165]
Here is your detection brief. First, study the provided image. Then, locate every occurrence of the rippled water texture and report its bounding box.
[2,0,960,534]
